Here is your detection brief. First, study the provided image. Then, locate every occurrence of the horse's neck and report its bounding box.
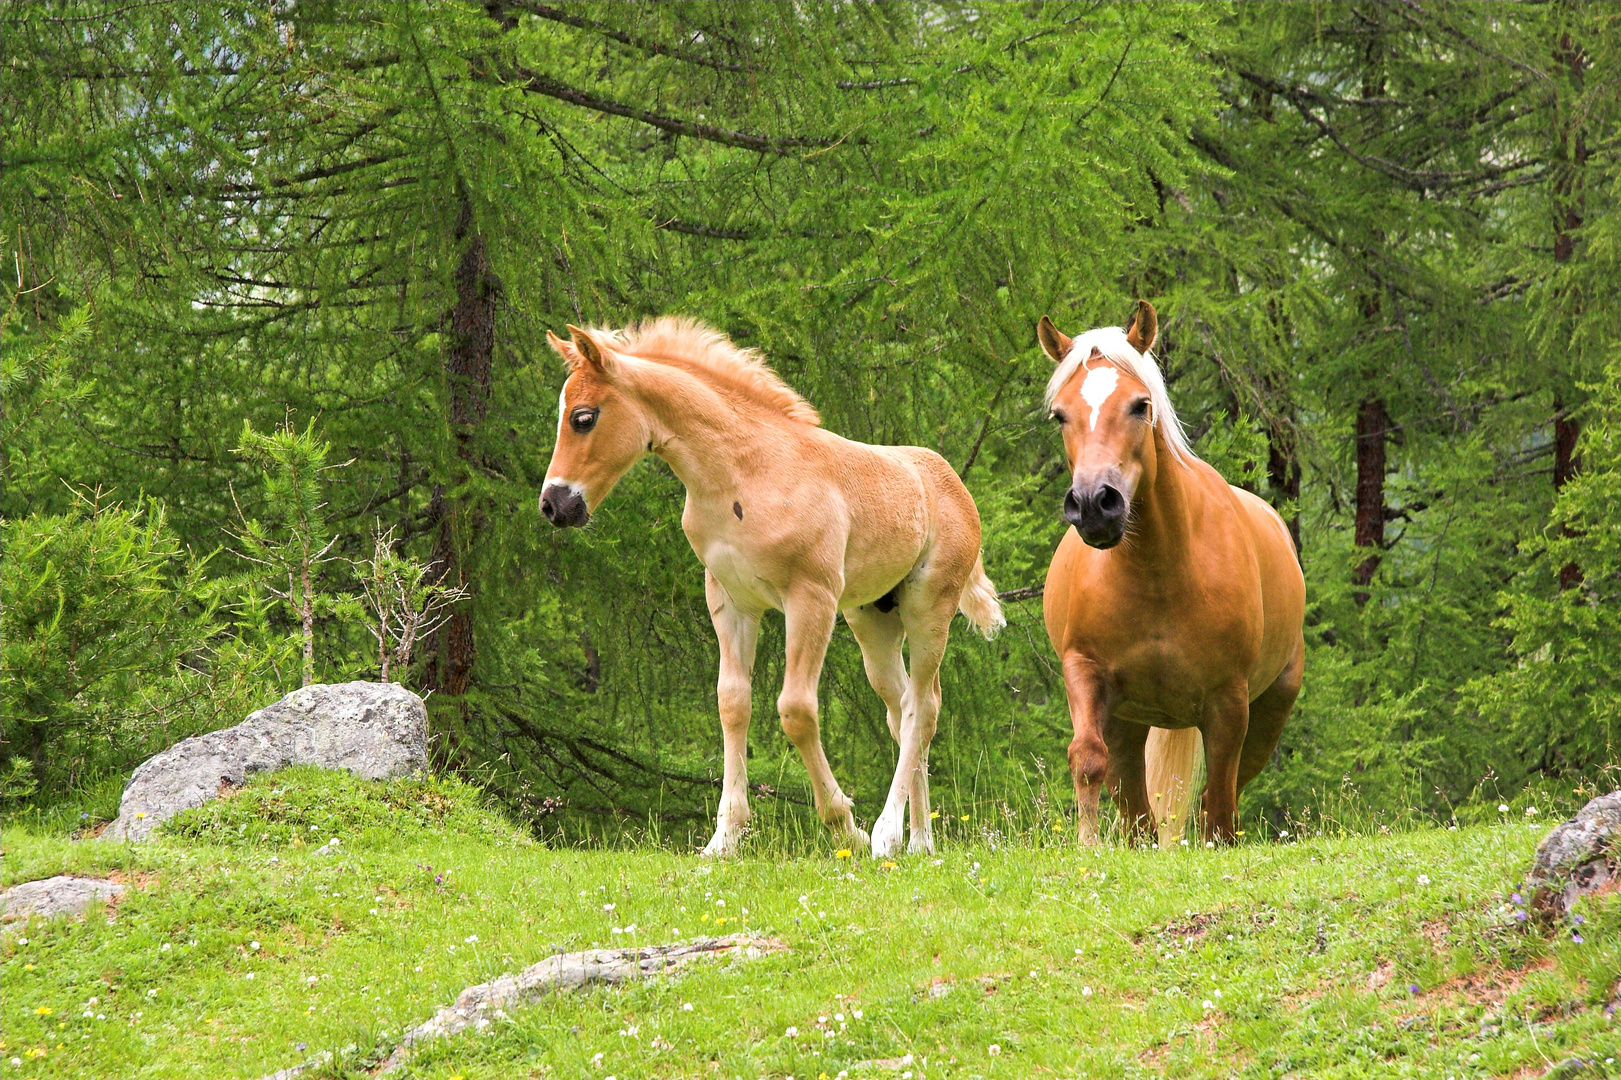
[634,365,770,498]
[1123,433,1202,570]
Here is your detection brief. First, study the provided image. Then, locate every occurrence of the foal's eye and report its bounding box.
[1129,399,1151,420]
[569,407,600,434]
[1051,410,1068,426]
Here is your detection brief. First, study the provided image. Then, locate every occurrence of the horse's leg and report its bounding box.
[1103,718,1154,846]
[846,606,929,849]
[872,603,951,859]
[1200,686,1251,844]
[702,571,761,858]
[1061,652,1112,844]
[780,586,867,848]
[1237,639,1303,793]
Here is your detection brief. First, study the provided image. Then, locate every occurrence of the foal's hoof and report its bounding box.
[870,813,905,859]
[701,830,743,858]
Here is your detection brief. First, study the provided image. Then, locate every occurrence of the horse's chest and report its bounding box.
[1108,636,1230,727]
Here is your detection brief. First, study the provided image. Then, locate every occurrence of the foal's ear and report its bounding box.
[546,329,575,366]
[1125,300,1159,354]
[1036,316,1072,364]
[565,324,618,378]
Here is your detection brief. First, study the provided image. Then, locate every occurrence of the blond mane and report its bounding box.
[1044,325,1193,464]
[606,316,820,426]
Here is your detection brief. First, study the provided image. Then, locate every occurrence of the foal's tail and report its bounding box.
[1146,726,1204,848]
[958,553,1006,640]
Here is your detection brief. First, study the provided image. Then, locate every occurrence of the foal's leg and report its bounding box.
[845,606,932,848]
[1062,652,1112,845]
[871,604,951,859]
[780,586,868,848]
[1200,685,1252,844]
[906,672,940,854]
[703,571,761,858]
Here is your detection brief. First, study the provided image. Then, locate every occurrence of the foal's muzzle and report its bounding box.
[1063,482,1128,549]
[540,484,590,528]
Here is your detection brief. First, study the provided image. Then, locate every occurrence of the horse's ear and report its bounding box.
[1125,300,1159,354]
[1037,316,1072,364]
[566,324,618,378]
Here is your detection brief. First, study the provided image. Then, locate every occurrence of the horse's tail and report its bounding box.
[958,553,1006,640]
[1146,726,1204,848]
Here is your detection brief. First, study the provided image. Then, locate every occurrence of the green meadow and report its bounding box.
[4,769,1618,1080]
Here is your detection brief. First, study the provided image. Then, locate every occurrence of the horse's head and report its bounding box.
[1037,301,1171,550]
[540,325,650,529]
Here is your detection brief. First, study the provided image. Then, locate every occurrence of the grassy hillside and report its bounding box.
[3,769,1618,1079]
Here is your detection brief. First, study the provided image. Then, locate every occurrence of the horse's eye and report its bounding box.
[569,407,599,434]
[1051,409,1067,426]
[1129,399,1151,420]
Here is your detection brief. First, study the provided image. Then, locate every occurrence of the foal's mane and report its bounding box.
[1044,325,1193,463]
[609,316,820,426]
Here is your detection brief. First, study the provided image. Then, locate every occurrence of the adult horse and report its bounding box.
[1037,302,1304,846]
[539,317,1005,858]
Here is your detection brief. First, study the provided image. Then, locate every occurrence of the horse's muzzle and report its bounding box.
[541,484,590,528]
[1063,482,1127,549]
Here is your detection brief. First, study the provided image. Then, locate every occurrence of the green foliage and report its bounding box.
[1467,357,1621,784]
[0,494,299,806]
[0,300,92,515]
[159,766,525,848]
[230,419,348,687]
[0,497,212,798]
[1,1,1618,830]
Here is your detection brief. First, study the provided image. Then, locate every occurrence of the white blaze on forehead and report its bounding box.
[1079,365,1119,431]
[555,385,568,441]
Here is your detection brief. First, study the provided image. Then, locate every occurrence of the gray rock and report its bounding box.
[104,682,428,841]
[1526,791,1621,915]
[2,876,125,925]
[253,937,788,1080]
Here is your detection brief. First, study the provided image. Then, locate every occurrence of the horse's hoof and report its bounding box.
[870,814,904,858]
[907,831,934,855]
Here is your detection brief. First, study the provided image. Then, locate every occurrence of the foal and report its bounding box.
[1038,302,1305,845]
[540,318,1004,858]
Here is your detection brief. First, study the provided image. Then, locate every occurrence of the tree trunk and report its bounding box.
[1554,394,1583,590]
[300,559,315,687]
[422,205,501,696]
[1351,50,1389,606]
[1551,32,1587,592]
[1352,396,1387,603]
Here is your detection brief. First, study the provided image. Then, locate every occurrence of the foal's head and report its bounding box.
[1037,301,1189,549]
[540,325,651,529]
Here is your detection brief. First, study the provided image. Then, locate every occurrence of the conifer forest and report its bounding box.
[5,1,1620,839]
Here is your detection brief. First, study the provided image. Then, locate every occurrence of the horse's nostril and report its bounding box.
[1098,486,1124,515]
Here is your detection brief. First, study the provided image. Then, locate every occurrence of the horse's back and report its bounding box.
[808,432,982,603]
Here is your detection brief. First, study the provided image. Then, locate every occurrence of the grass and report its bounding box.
[3,768,1619,1079]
